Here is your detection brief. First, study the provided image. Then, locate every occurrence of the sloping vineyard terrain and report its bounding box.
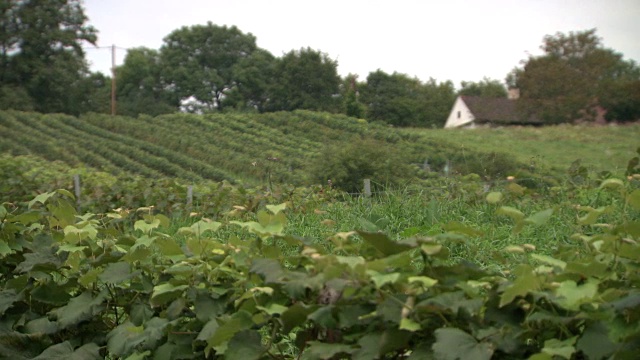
[2,110,544,187]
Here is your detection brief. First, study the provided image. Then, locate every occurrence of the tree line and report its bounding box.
[1,0,638,126]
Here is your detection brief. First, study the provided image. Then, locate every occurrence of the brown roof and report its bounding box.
[461,96,541,125]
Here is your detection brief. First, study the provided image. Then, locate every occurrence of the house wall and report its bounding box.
[444,97,475,128]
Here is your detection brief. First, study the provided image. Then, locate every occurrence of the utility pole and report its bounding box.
[110,44,116,116]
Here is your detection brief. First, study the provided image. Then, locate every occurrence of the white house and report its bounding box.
[444,96,477,128]
[444,90,541,128]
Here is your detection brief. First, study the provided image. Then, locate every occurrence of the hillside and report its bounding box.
[1,110,638,188]
[0,110,531,185]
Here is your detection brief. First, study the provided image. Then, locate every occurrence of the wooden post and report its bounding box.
[73,174,81,208]
[187,185,193,208]
[444,160,451,177]
[423,158,431,173]
[363,179,371,197]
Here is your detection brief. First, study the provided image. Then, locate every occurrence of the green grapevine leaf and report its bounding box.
[52,290,107,329]
[524,208,554,226]
[432,328,493,360]
[554,279,599,311]
[541,336,577,359]
[0,290,20,316]
[301,341,355,360]
[628,189,640,210]
[266,203,287,214]
[576,322,618,360]
[281,302,318,333]
[134,218,160,235]
[207,310,254,353]
[178,219,222,237]
[150,283,188,307]
[530,254,566,270]
[500,265,540,307]
[99,261,134,285]
[486,191,503,204]
[358,231,413,256]
[225,330,265,360]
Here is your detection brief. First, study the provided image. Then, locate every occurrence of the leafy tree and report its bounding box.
[508,29,640,123]
[225,49,277,112]
[0,0,97,114]
[458,77,507,98]
[159,23,257,112]
[601,79,640,122]
[342,74,365,118]
[361,70,422,126]
[421,78,456,128]
[73,72,111,114]
[0,84,34,111]
[360,70,455,127]
[116,47,178,116]
[265,47,341,113]
[0,0,19,84]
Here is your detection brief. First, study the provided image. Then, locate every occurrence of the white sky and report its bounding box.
[83,0,640,88]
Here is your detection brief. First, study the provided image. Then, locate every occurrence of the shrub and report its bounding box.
[309,138,414,193]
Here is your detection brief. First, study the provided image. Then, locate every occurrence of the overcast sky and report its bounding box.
[83,0,640,88]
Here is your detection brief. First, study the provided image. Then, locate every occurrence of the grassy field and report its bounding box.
[405,123,639,174]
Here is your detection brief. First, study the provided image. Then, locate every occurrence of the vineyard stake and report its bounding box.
[363,179,371,197]
[73,174,81,209]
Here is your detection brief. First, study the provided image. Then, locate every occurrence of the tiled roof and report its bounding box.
[461,96,541,125]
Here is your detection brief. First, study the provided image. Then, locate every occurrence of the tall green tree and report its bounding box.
[508,29,640,123]
[421,78,456,128]
[0,0,19,84]
[265,47,341,113]
[0,0,97,114]
[116,47,178,116]
[458,77,507,98]
[360,70,455,127]
[159,23,257,112]
[225,49,276,112]
[342,74,365,118]
[360,70,423,126]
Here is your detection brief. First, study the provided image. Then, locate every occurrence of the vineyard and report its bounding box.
[0,145,639,359]
[1,110,640,359]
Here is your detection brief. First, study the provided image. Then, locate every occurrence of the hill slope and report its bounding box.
[0,110,531,185]
[2,110,637,187]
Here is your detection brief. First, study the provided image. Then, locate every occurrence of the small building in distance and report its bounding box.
[444,89,542,128]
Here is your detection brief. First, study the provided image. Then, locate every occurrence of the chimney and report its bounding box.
[508,88,520,100]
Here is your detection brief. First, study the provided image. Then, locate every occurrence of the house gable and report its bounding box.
[444,96,475,128]
[444,95,541,128]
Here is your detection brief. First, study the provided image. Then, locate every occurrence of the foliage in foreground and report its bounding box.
[0,152,639,359]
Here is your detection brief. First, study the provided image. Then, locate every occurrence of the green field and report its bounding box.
[406,124,640,174]
[2,110,638,189]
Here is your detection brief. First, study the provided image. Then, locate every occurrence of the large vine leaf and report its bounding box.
[32,341,101,360]
[0,289,21,316]
[357,231,413,256]
[225,330,265,360]
[150,283,189,307]
[432,328,493,360]
[301,342,356,360]
[500,264,541,307]
[106,317,169,357]
[99,261,136,285]
[51,290,107,329]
